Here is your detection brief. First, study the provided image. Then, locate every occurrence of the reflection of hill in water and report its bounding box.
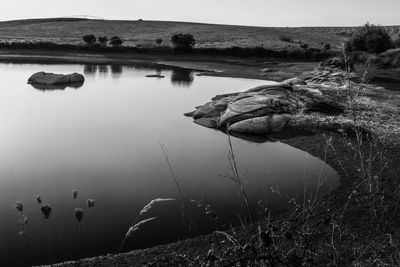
[30,82,84,91]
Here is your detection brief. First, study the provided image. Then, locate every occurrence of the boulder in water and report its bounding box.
[28,72,85,85]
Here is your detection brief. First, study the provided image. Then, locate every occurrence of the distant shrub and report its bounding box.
[155,38,163,45]
[337,31,351,37]
[171,34,196,53]
[278,34,292,42]
[82,34,96,46]
[109,36,123,47]
[348,23,393,54]
[394,38,400,48]
[98,36,108,46]
[324,43,331,50]
[300,43,309,49]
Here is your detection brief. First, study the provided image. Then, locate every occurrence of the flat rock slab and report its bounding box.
[228,115,290,134]
[28,72,85,85]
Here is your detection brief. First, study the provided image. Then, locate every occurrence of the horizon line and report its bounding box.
[1,16,399,28]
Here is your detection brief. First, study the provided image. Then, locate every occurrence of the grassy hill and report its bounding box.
[0,18,399,50]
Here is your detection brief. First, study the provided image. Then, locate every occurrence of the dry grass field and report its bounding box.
[0,18,399,50]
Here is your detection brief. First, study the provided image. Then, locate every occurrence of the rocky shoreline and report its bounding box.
[184,76,343,135]
[185,63,399,143]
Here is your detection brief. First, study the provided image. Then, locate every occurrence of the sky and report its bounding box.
[1,0,399,27]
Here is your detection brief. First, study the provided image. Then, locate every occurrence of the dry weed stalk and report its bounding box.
[118,198,175,251]
[223,130,255,231]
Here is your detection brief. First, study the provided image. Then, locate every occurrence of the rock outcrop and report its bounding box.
[28,72,85,85]
[185,76,345,135]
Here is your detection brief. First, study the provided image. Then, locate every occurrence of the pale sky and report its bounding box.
[1,0,399,26]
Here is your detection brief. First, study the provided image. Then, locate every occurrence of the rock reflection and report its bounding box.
[171,68,194,87]
[30,82,84,91]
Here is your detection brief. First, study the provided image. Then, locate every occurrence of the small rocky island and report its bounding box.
[28,72,85,85]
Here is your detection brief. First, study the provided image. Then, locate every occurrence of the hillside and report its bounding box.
[0,18,399,50]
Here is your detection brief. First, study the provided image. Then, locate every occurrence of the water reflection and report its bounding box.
[98,65,109,76]
[82,64,194,86]
[110,64,123,79]
[171,68,194,87]
[83,64,97,76]
[30,82,84,91]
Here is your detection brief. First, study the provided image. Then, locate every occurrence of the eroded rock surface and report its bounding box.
[185,74,344,135]
[28,72,85,85]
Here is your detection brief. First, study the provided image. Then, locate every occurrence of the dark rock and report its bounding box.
[146,74,165,78]
[28,72,85,85]
[183,111,195,117]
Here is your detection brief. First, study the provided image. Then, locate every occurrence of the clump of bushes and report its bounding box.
[346,23,393,54]
[324,43,331,50]
[98,36,108,46]
[82,34,96,46]
[109,36,124,47]
[278,34,292,42]
[171,33,196,53]
[155,38,163,45]
[82,35,123,48]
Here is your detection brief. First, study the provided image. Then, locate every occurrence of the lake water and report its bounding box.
[0,63,339,266]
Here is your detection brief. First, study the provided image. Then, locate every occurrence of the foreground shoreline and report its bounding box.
[3,49,399,266]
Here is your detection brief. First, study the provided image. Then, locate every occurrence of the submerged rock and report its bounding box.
[28,72,85,85]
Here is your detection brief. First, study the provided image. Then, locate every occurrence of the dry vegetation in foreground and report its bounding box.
[0,18,399,50]
[47,50,400,266]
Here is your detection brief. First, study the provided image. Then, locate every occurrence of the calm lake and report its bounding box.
[0,63,339,266]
